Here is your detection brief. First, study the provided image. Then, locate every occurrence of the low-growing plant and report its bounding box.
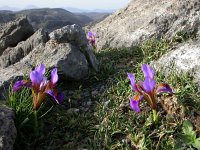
[12,64,64,130]
[176,120,200,149]
[128,64,173,123]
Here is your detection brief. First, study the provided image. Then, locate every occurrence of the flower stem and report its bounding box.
[34,110,38,133]
[152,109,158,123]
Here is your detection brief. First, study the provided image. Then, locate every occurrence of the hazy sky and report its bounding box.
[0,0,132,10]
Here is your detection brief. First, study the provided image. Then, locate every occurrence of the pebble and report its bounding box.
[67,108,80,114]
[91,90,98,97]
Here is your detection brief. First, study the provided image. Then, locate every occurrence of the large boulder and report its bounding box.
[49,24,87,48]
[23,41,89,80]
[0,16,34,55]
[0,105,16,150]
[153,39,200,83]
[89,0,200,50]
[50,24,99,71]
[0,29,49,68]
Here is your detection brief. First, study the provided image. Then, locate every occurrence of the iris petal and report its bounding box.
[87,31,93,38]
[57,92,64,104]
[46,90,64,104]
[130,94,143,113]
[51,68,58,85]
[127,73,136,91]
[30,70,43,85]
[156,83,173,94]
[13,80,31,91]
[143,77,156,93]
[39,77,48,90]
[35,64,45,75]
[142,64,155,79]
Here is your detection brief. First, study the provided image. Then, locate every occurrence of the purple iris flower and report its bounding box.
[87,31,96,49]
[128,64,173,113]
[13,64,64,110]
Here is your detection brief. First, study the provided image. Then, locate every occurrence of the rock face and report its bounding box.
[0,29,49,68]
[0,16,34,54]
[0,105,16,150]
[89,0,200,50]
[153,39,200,83]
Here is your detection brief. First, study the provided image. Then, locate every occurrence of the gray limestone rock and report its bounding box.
[153,39,200,84]
[0,28,49,68]
[49,24,87,48]
[0,16,34,55]
[49,24,99,71]
[0,105,16,150]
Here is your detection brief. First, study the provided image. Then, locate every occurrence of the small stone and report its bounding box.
[83,91,90,97]
[119,102,130,113]
[92,90,98,97]
[99,85,105,93]
[103,100,110,107]
[86,101,92,106]
[80,106,89,112]
[67,108,80,114]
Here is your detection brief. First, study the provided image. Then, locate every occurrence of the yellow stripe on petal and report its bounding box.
[134,93,142,101]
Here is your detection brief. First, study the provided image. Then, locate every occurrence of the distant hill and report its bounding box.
[0,6,115,13]
[0,6,19,11]
[0,8,112,32]
[17,8,93,31]
[0,8,93,32]
[78,12,110,22]
[0,11,16,23]
[63,7,115,13]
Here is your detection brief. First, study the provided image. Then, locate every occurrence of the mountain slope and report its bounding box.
[89,0,200,50]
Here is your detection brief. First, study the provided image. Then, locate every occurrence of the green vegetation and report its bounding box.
[176,120,200,149]
[6,37,200,149]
